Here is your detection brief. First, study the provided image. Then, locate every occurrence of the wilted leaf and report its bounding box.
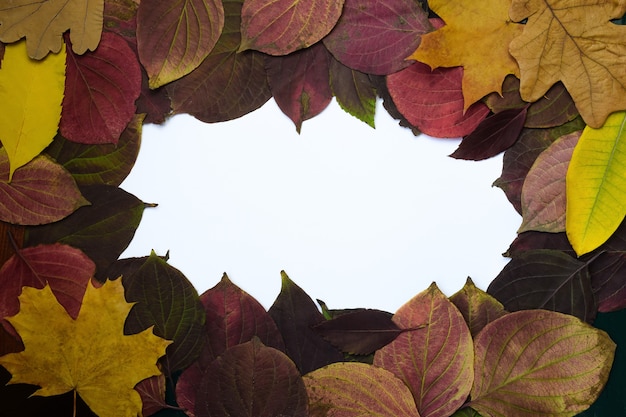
[304,362,419,417]
[487,249,596,323]
[0,150,89,226]
[566,111,626,255]
[137,0,224,88]
[469,310,615,417]
[0,279,170,417]
[510,0,626,128]
[123,251,206,375]
[387,62,490,138]
[410,0,523,109]
[193,339,308,417]
[0,0,103,59]
[449,277,507,338]
[266,43,332,132]
[61,32,141,145]
[0,40,65,179]
[329,57,377,128]
[268,271,343,375]
[374,283,473,417]
[519,130,581,233]
[239,0,343,55]
[323,0,431,75]
[450,106,528,161]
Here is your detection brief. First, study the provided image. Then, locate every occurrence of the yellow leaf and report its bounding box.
[0,279,171,417]
[566,111,626,256]
[409,0,523,110]
[0,0,104,59]
[0,40,65,181]
[509,0,626,128]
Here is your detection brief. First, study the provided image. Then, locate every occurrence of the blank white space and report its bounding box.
[121,99,521,312]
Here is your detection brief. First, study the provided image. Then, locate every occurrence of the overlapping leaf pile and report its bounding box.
[1,0,626,415]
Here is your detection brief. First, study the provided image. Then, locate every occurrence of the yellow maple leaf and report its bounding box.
[0,279,171,417]
[409,0,524,110]
[0,40,65,181]
[0,0,103,60]
[509,0,626,128]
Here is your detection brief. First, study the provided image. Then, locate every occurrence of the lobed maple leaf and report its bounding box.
[0,279,171,417]
[509,0,626,128]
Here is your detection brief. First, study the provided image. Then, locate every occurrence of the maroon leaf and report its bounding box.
[136,72,172,124]
[505,231,574,258]
[135,375,169,417]
[329,57,377,127]
[449,277,507,338]
[266,43,333,132]
[323,0,431,75]
[60,32,141,145]
[386,62,490,138]
[240,0,343,55]
[451,106,528,160]
[193,339,308,417]
[137,0,224,88]
[370,74,420,135]
[268,271,343,374]
[374,283,473,417]
[487,249,596,323]
[0,150,88,226]
[0,243,95,338]
[589,252,626,313]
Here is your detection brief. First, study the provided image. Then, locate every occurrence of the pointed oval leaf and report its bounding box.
[304,362,419,417]
[387,62,489,138]
[329,57,377,128]
[137,0,224,88]
[589,252,626,313]
[374,283,473,417]
[519,131,581,233]
[0,40,65,179]
[449,277,507,338]
[60,32,141,145]
[123,251,206,374]
[194,339,308,417]
[323,0,431,75]
[469,310,615,417]
[566,111,626,256]
[0,150,89,226]
[487,249,596,323]
[240,0,343,55]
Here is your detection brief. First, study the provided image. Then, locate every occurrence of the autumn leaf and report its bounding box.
[509,0,626,128]
[0,0,103,59]
[409,0,523,110]
[0,279,171,417]
[449,277,507,338]
[0,40,65,180]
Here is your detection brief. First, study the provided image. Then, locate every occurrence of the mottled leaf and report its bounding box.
[137,0,224,88]
[323,0,431,75]
[387,62,490,138]
[329,57,377,128]
[0,150,88,226]
[469,310,615,417]
[103,0,138,42]
[374,283,473,417]
[268,271,343,374]
[193,339,308,417]
[487,249,596,323]
[123,251,206,375]
[451,106,528,161]
[304,362,419,417]
[61,32,141,145]
[519,131,581,233]
[449,277,507,338]
[240,0,343,55]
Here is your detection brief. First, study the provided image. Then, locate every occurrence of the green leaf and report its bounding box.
[566,111,626,255]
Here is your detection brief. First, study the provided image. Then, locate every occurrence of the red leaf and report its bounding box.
[323,0,431,75]
[387,62,489,138]
[135,375,169,417]
[0,243,96,338]
[590,252,626,313]
[374,283,473,417]
[60,32,141,145]
[266,43,333,132]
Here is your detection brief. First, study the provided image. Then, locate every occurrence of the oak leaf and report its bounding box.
[409,0,523,110]
[0,279,171,417]
[509,0,626,128]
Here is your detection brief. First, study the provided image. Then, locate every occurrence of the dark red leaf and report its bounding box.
[103,0,138,43]
[589,252,626,313]
[329,57,377,127]
[369,74,420,135]
[505,231,575,258]
[135,375,168,417]
[136,72,172,124]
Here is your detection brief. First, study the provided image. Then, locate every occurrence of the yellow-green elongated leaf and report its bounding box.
[0,40,65,181]
[566,111,626,255]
